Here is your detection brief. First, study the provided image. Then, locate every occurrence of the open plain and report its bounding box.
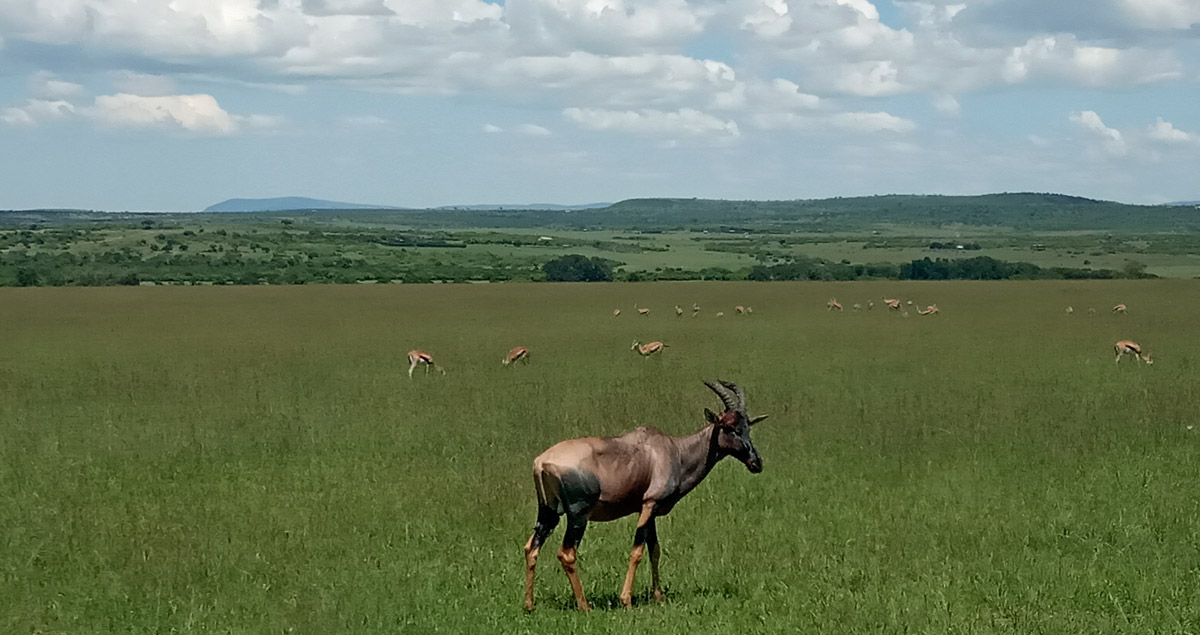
[2,280,1198,634]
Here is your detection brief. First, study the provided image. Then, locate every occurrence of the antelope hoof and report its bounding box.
[577,599,593,612]
[653,590,665,604]
[524,599,534,612]
[620,594,633,609]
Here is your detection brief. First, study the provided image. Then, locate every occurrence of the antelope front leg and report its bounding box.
[646,519,664,603]
[619,502,656,609]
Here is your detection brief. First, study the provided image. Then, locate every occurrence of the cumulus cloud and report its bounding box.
[89,93,239,134]
[1002,35,1182,86]
[1070,110,1126,156]
[1146,117,1192,144]
[1,99,76,126]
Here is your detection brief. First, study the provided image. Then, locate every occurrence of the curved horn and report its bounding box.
[704,380,738,412]
[719,380,746,412]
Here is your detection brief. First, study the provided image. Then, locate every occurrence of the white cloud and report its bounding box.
[31,72,84,99]
[504,0,705,55]
[339,115,390,127]
[932,94,961,115]
[1146,117,1192,144]
[563,106,740,139]
[89,93,238,134]
[1,99,77,126]
[515,123,551,136]
[1115,0,1200,30]
[482,123,504,133]
[1069,110,1126,156]
[111,72,177,97]
[832,111,917,133]
[1003,35,1182,86]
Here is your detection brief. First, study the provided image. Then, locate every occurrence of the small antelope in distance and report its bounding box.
[613,309,621,317]
[867,300,875,311]
[675,305,684,317]
[715,311,724,318]
[917,304,939,316]
[1114,340,1152,365]
[1066,306,1074,315]
[522,380,768,612]
[631,340,666,357]
[735,305,745,314]
[1088,308,1097,317]
[883,297,902,311]
[637,304,650,316]
[503,346,530,366]
[852,303,862,311]
[1113,304,1128,314]
[407,350,445,378]
[827,298,843,311]
[691,303,700,318]
[745,306,753,314]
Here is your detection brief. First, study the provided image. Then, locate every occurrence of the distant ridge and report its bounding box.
[1165,200,1200,207]
[204,197,404,212]
[434,203,611,211]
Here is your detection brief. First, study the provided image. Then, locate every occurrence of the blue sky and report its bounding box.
[1,0,1198,211]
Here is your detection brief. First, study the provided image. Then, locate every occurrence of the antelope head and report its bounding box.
[703,380,769,473]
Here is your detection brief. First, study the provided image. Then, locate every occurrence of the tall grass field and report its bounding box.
[2,281,1198,634]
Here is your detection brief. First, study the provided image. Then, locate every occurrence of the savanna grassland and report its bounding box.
[2,281,1199,634]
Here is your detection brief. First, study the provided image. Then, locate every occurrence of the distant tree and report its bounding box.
[542,254,613,282]
[16,267,40,286]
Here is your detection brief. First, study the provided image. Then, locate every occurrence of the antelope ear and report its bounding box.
[704,408,719,424]
[749,414,770,426]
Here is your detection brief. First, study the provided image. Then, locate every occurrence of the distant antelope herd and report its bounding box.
[405,299,1153,381]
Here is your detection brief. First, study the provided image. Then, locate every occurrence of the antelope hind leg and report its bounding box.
[558,519,591,611]
[524,505,560,611]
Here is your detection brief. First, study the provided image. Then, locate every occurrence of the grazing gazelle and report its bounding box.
[1066,306,1074,315]
[613,309,621,317]
[1114,340,1152,365]
[827,298,842,311]
[735,305,745,314]
[852,303,862,312]
[636,304,650,316]
[883,297,901,311]
[631,340,665,357]
[522,380,768,612]
[1113,304,1128,314]
[407,350,445,378]
[692,303,700,318]
[675,305,684,317]
[917,304,939,316]
[503,346,530,366]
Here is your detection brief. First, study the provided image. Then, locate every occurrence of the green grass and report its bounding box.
[2,281,1199,634]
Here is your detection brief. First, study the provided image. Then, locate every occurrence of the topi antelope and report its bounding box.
[407,350,445,378]
[631,340,665,357]
[503,346,530,366]
[1114,340,1152,365]
[522,380,768,611]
